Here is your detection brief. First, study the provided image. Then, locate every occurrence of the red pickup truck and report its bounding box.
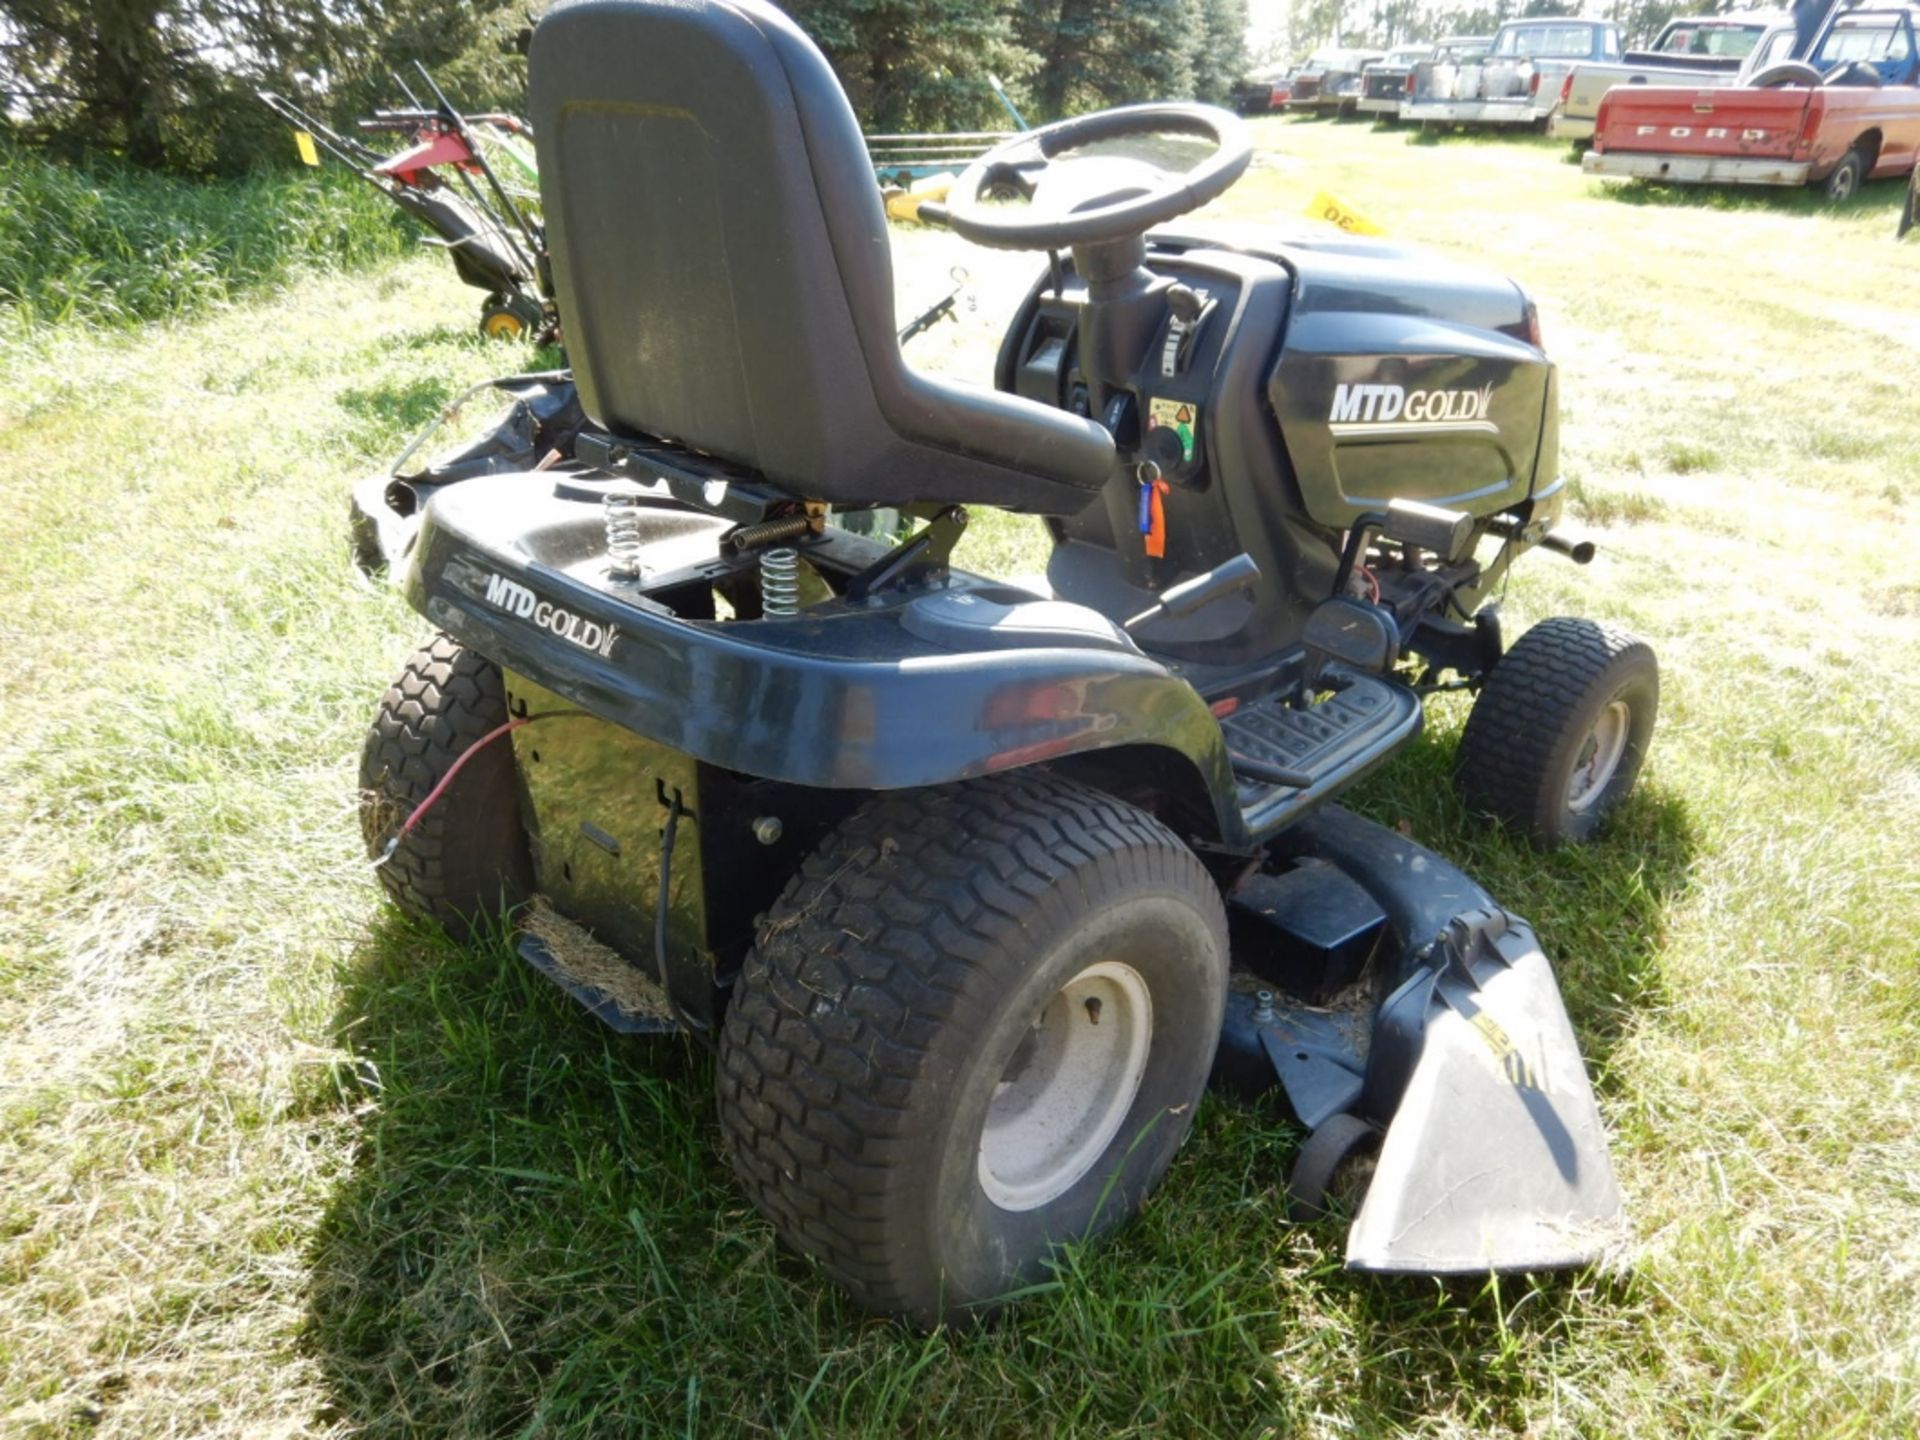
[1584,5,1920,200]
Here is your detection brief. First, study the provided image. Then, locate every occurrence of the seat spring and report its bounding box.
[761,547,801,617]
[604,491,646,579]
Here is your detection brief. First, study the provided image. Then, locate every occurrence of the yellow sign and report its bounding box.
[293,130,320,167]
[1306,189,1384,237]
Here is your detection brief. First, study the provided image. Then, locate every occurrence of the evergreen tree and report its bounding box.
[783,0,1033,131]
[0,0,529,171]
[1,0,1261,170]
[1191,0,1252,103]
[1016,0,1207,119]
[1,0,341,169]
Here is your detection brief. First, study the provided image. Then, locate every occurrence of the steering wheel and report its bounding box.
[946,103,1252,252]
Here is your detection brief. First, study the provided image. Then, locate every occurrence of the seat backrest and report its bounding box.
[528,0,1115,513]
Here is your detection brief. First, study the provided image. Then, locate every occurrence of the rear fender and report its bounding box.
[407,479,1252,847]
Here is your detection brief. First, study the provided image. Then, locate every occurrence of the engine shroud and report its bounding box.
[994,231,1561,666]
[999,232,1557,528]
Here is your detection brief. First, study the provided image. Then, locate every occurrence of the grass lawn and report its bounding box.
[3,118,1918,1437]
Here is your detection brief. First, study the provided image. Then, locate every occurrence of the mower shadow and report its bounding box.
[301,911,877,1434]
[300,741,1699,1432]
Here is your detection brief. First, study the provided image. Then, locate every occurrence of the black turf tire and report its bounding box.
[358,634,531,937]
[1287,1112,1381,1221]
[1455,617,1658,848]
[716,773,1230,1325]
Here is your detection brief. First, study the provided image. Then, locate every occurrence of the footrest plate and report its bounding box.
[1222,673,1422,838]
[516,899,680,1035]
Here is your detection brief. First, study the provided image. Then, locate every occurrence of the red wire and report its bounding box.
[378,715,532,863]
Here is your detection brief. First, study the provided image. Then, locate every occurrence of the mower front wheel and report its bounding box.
[359,634,532,936]
[716,774,1229,1325]
[1455,616,1658,847]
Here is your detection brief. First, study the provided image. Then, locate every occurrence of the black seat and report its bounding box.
[528,0,1116,514]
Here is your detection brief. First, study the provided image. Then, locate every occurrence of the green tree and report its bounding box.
[1191,0,1252,102]
[1285,0,1346,55]
[321,1,530,122]
[781,0,1034,131]
[1016,0,1205,118]
[0,0,530,171]
[0,0,1261,170]
[1,0,342,169]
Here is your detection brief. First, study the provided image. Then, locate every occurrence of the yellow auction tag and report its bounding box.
[293,130,320,167]
[1306,189,1384,236]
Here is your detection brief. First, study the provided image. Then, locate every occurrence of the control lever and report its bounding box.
[1539,531,1596,564]
[1382,497,1474,560]
[1124,552,1259,632]
[1332,497,1475,599]
[1484,515,1596,565]
[898,267,971,345]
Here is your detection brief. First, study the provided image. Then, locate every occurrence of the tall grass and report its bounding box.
[0,145,408,333]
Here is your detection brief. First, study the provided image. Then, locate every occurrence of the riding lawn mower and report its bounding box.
[356,0,1658,1324]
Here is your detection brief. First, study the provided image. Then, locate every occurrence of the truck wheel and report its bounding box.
[359,634,532,937]
[1455,617,1658,847]
[1823,146,1868,203]
[717,773,1229,1325]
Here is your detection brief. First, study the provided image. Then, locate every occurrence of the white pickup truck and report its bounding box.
[1403,17,1622,127]
[1548,12,1783,142]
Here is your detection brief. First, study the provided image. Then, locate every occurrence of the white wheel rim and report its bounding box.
[977,960,1154,1213]
[1567,699,1631,812]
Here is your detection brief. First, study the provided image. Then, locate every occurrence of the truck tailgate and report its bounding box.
[1566,65,1730,122]
[1564,69,1623,120]
[1596,85,1809,157]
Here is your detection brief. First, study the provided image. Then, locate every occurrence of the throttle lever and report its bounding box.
[1124,552,1259,632]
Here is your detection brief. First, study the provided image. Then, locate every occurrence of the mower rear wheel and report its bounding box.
[1455,616,1658,847]
[716,773,1229,1325]
[358,634,532,937]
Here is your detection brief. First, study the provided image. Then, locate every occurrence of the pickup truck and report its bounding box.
[1403,18,1621,126]
[1550,12,1782,142]
[1400,36,1494,110]
[1356,45,1441,118]
[1289,47,1386,115]
[1584,5,1920,200]
[1231,66,1294,114]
